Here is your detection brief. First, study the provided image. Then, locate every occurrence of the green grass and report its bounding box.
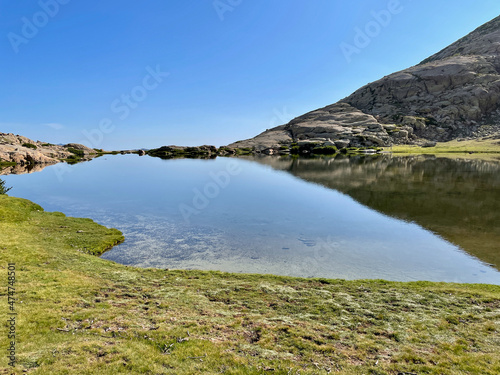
[385,138,500,158]
[0,195,499,374]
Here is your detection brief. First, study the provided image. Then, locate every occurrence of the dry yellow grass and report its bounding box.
[385,138,500,160]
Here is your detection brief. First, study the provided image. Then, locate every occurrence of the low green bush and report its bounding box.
[22,143,37,149]
[312,145,338,155]
[66,147,85,158]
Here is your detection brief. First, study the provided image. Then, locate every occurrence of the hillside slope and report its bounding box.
[230,15,500,152]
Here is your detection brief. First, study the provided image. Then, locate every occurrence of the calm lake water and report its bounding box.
[2,154,500,284]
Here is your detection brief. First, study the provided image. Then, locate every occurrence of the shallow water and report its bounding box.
[2,154,499,284]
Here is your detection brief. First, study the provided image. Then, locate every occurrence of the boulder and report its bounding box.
[363,135,386,145]
[392,130,409,139]
[334,140,351,148]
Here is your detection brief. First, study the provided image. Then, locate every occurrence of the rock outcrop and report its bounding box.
[229,15,500,152]
[146,145,219,159]
[0,133,98,165]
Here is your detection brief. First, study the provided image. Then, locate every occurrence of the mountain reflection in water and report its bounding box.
[2,154,499,282]
[246,154,500,269]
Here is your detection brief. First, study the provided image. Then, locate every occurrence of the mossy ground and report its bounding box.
[0,195,499,374]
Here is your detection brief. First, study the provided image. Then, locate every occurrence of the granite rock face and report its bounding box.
[229,16,500,151]
[229,125,294,151]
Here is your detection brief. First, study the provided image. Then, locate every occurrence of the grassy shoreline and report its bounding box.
[384,138,500,156]
[1,195,499,374]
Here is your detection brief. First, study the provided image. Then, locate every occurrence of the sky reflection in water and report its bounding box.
[3,154,499,284]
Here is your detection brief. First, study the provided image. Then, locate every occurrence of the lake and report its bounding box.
[2,154,500,284]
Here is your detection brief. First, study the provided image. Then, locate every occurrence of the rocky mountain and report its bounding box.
[229,15,500,152]
[0,132,98,165]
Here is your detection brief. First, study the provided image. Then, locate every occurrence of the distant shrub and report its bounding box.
[235,148,253,155]
[0,179,12,195]
[22,143,37,150]
[424,117,439,126]
[312,146,338,155]
[66,147,85,158]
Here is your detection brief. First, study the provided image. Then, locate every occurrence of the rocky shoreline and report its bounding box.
[144,143,381,159]
[4,19,500,164]
[0,132,99,166]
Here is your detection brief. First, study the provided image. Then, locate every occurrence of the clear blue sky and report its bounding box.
[1,1,499,149]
